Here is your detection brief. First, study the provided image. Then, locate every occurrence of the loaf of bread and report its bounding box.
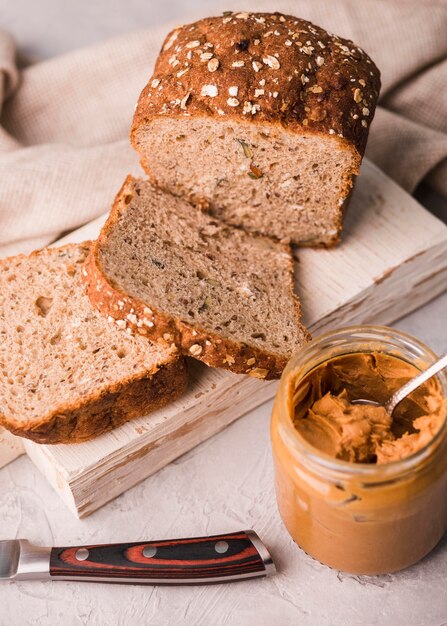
[131,11,380,246]
[0,243,188,444]
[83,176,310,379]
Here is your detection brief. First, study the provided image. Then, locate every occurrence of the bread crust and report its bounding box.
[0,358,188,444]
[82,177,310,380]
[0,242,188,445]
[132,11,380,152]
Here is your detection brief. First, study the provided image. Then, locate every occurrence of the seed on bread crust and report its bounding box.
[180,93,191,109]
[353,88,363,103]
[263,55,280,69]
[250,368,269,379]
[208,58,219,72]
[189,343,203,356]
[201,84,218,97]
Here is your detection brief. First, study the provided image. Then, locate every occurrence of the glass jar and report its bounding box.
[271,325,447,575]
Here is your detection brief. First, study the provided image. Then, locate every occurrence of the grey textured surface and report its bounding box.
[0,2,446,624]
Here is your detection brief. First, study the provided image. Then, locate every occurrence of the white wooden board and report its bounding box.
[0,428,24,469]
[4,159,447,517]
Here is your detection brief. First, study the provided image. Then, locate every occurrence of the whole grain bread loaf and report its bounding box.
[131,11,380,246]
[0,243,187,444]
[83,176,310,379]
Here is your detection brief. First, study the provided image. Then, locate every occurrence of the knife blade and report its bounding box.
[0,530,275,584]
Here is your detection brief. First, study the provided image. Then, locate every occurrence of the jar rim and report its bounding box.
[277,324,447,481]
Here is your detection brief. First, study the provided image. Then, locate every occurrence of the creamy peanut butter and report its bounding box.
[294,352,446,464]
[271,344,447,574]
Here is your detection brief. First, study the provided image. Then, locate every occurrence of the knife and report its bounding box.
[0,530,275,584]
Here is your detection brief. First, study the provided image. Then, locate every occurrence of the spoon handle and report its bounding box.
[386,352,447,415]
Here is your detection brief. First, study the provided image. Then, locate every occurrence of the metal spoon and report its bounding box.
[352,352,447,415]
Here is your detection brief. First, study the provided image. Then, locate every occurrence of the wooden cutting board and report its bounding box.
[2,160,447,517]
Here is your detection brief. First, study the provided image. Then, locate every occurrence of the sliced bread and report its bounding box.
[0,243,187,444]
[83,176,310,380]
[131,12,381,246]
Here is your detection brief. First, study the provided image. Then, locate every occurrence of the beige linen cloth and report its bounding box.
[0,0,446,259]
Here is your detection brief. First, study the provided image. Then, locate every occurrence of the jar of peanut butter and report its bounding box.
[271,325,447,575]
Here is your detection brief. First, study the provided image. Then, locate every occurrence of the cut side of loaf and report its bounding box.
[131,12,381,246]
[0,243,187,444]
[136,119,356,246]
[84,177,310,379]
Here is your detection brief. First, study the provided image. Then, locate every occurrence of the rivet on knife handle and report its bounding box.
[44,530,275,584]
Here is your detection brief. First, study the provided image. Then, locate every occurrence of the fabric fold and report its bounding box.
[0,29,19,103]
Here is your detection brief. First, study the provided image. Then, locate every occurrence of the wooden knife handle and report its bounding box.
[49,530,275,584]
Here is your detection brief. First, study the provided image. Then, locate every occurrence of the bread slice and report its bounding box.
[83,176,310,379]
[131,12,380,246]
[0,243,187,444]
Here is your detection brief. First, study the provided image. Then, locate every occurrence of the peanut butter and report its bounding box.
[271,335,447,575]
[293,353,446,464]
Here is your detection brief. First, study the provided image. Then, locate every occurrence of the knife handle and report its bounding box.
[49,530,275,584]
